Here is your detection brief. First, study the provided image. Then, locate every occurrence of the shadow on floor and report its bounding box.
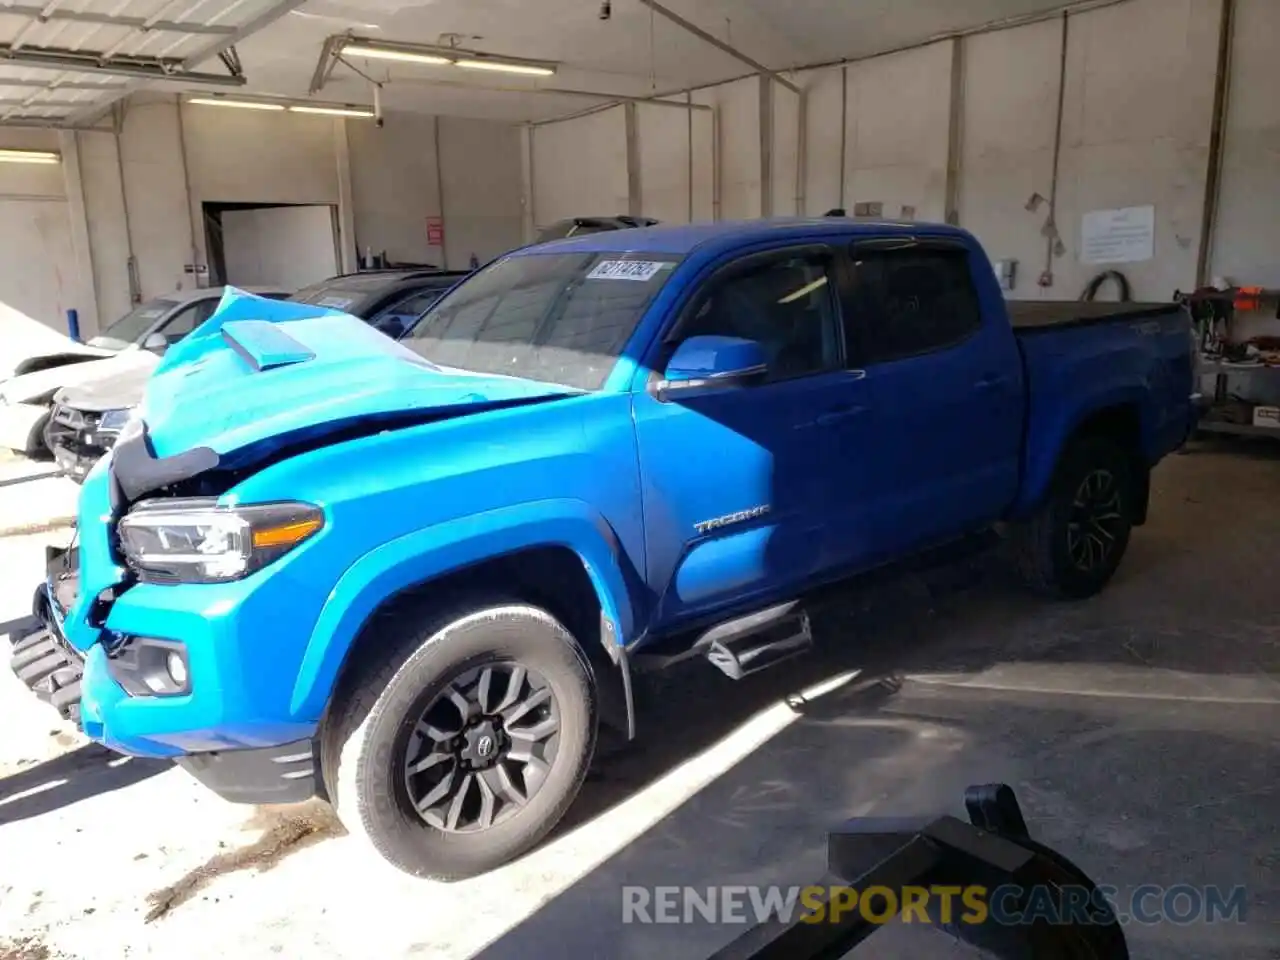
[0,742,169,825]
[465,456,1280,960]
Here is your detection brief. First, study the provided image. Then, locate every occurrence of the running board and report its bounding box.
[700,601,813,680]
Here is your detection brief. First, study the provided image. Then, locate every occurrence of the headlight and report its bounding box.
[98,407,135,431]
[117,498,324,584]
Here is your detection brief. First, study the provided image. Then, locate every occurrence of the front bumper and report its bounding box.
[44,403,120,482]
[0,400,50,453]
[7,551,85,725]
[10,464,325,804]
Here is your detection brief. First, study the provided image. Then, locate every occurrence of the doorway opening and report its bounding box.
[202,201,340,292]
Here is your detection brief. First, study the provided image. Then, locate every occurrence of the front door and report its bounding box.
[632,244,871,629]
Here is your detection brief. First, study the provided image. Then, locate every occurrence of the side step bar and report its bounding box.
[701,601,813,680]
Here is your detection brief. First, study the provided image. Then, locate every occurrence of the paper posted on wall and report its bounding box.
[1080,205,1155,265]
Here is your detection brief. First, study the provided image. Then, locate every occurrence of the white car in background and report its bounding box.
[0,286,288,458]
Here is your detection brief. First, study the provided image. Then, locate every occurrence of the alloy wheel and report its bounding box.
[401,662,560,833]
[1065,469,1124,573]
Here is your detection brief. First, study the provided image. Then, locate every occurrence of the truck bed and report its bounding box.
[1010,297,1194,520]
[1008,300,1181,332]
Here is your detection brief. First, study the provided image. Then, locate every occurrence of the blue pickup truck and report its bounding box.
[10,218,1195,879]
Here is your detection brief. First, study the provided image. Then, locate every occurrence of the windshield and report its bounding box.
[86,299,179,351]
[401,252,682,391]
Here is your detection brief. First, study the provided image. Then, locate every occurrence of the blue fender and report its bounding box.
[289,498,637,719]
[1015,383,1150,518]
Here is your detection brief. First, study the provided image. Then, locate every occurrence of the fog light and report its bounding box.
[166,651,188,688]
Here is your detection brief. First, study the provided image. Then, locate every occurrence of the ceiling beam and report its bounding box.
[61,0,309,129]
[0,77,127,90]
[181,0,313,70]
[634,0,800,94]
[0,46,247,86]
[308,35,343,95]
[0,5,236,36]
[325,68,714,111]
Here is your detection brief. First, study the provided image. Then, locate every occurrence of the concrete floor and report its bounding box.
[0,439,1277,959]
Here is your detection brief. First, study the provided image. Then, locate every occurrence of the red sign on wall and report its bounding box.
[426,216,445,247]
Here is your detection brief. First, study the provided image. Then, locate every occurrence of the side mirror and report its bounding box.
[653,335,768,402]
[142,333,168,353]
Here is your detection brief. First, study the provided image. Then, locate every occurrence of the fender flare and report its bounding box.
[1015,384,1149,518]
[288,498,639,719]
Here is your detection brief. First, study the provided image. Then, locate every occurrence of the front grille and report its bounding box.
[46,405,116,461]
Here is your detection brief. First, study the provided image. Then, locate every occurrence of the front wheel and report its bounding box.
[322,601,597,880]
[1011,437,1135,600]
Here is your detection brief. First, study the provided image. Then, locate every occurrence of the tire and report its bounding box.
[322,599,598,880]
[25,410,53,460]
[1011,437,1134,600]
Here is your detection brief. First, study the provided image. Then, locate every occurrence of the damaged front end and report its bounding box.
[8,544,86,725]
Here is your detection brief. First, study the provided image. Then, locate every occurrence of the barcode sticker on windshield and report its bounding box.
[587,260,669,282]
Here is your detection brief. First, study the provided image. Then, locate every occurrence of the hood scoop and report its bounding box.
[221,320,316,372]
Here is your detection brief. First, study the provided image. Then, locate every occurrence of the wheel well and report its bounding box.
[330,546,632,738]
[1069,404,1150,525]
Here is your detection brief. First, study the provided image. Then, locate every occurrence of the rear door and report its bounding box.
[837,237,1023,560]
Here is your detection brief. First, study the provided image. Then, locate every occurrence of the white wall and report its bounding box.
[438,117,524,267]
[222,205,339,290]
[347,111,443,267]
[1211,0,1280,288]
[531,107,630,228]
[695,77,761,219]
[5,96,528,336]
[518,0,1273,307]
[0,128,77,335]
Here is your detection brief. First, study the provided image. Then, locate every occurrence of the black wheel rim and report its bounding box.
[401,662,560,834]
[1066,469,1124,573]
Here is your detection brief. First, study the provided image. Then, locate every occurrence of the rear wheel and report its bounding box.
[1012,437,1134,599]
[322,600,597,880]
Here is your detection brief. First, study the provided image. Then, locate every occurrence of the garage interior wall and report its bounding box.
[6,0,1280,340]
[1,97,526,337]
[516,0,1276,305]
[0,126,79,343]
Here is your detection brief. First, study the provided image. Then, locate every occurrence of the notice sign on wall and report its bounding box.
[426,216,445,247]
[1080,205,1155,265]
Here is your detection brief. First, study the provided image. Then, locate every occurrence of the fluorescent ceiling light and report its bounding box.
[0,148,60,164]
[188,98,285,111]
[455,58,556,76]
[289,105,375,117]
[342,44,452,65]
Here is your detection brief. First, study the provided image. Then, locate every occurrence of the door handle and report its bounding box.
[974,374,1009,392]
[814,403,868,427]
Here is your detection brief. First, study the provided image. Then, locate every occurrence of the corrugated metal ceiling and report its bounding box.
[0,0,284,124]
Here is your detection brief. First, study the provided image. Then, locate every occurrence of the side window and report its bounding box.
[369,290,445,338]
[157,300,217,345]
[845,245,982,365]
[675,251,842,382]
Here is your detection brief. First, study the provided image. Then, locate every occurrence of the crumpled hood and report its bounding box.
[140,288,581,464]
[2,350,155,404]
[53,362,153,412]
[0,304,112,379]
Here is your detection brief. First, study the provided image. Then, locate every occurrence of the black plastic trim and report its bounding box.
[176,738,320,804]
[110,422,220,506]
